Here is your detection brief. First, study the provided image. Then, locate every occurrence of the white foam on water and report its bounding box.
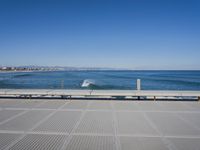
[81,79,95,87]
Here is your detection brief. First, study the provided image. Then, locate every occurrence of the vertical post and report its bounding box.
[154,96,156,101]
[198,97,200,101]
[136,79,141,90]
[136,79,141,100]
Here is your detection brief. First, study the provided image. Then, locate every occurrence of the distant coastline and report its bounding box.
[0,66,62,73]
[0,70,43,73]
[1,66,200,73]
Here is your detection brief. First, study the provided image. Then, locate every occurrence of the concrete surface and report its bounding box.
[0,89,200,98]
[0,99,200,150]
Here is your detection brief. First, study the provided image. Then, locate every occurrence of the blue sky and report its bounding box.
[0,0,200,69]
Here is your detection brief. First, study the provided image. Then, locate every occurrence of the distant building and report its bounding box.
[1,67,12,70]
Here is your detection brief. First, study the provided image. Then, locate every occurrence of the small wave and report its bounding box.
[13,74,33,78]
[81,79,96,88]
[81,79,129,89]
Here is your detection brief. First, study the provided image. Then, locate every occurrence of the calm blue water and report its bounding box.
[0,70,200,90]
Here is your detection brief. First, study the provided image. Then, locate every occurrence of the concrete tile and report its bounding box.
[62,100,89,109]
[113,101,139,111]
[12,100,44,108]
[0,110,52,131]
[120,136,170,150]
[34,111,82,133]
[36,100,66,109]
[147,112,200,136]
[65,135,115,150]
[0,133,21,150]
[75,111,114,134]
[116,112,159,135]
[137,101,164,111]
[10,134,66,150]
[88,101,112,110]
[177,112,200,129]
[168,137,200,150]
[184,102,200,111]
[0,100,23,108]
[0,110,24,123]
[159,101,194,111]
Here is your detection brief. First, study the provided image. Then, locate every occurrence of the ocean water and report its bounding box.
[0,70,200,90]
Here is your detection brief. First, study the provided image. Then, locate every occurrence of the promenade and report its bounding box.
[0,98,200,150]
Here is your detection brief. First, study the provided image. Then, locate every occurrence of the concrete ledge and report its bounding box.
[0,89,200,99]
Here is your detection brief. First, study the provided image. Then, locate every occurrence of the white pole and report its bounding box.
[136,79,141,90]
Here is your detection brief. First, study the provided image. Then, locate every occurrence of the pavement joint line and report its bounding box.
[84,100,92,109]
[0,109,29,125]
[0,130,69,136]
[1,108,200,113]
[3,101,69,150]
[86,100,92,109]
[4,108,30,110]
[57,101,70,110]
[1,130,200,139]
[161,137,179,150]
[0,130,25,134]
[27,131,69,136]
[60,101,90,150]
[118,134,163,137]
[85,109,113,112]
[71,133,114,136]
[61,100,89,110]
[5,107,67,110]
[142,111,179,150]
[115,110,200,113]
[164,135,200,138]
[1,99,200,150]
[58,100,71,109]
[111,101,121,150]
[142,111,163,136]
[27,110,56,132]
[29,101,68,132]
[58,109,84,112]
[117,134,200,138]
[4,108,57,111]
[60,108,87,111]
[4,132,27,150]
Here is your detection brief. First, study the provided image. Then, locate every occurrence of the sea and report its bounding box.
[0,70,200,90]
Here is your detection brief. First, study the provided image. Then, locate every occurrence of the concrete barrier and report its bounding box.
[0,89,200,100]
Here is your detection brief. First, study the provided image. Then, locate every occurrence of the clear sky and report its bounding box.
[0,0,200,69]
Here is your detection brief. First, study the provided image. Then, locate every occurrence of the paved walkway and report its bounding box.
[0,99,200,150]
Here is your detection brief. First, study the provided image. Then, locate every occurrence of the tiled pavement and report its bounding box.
[0,99,200,150]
